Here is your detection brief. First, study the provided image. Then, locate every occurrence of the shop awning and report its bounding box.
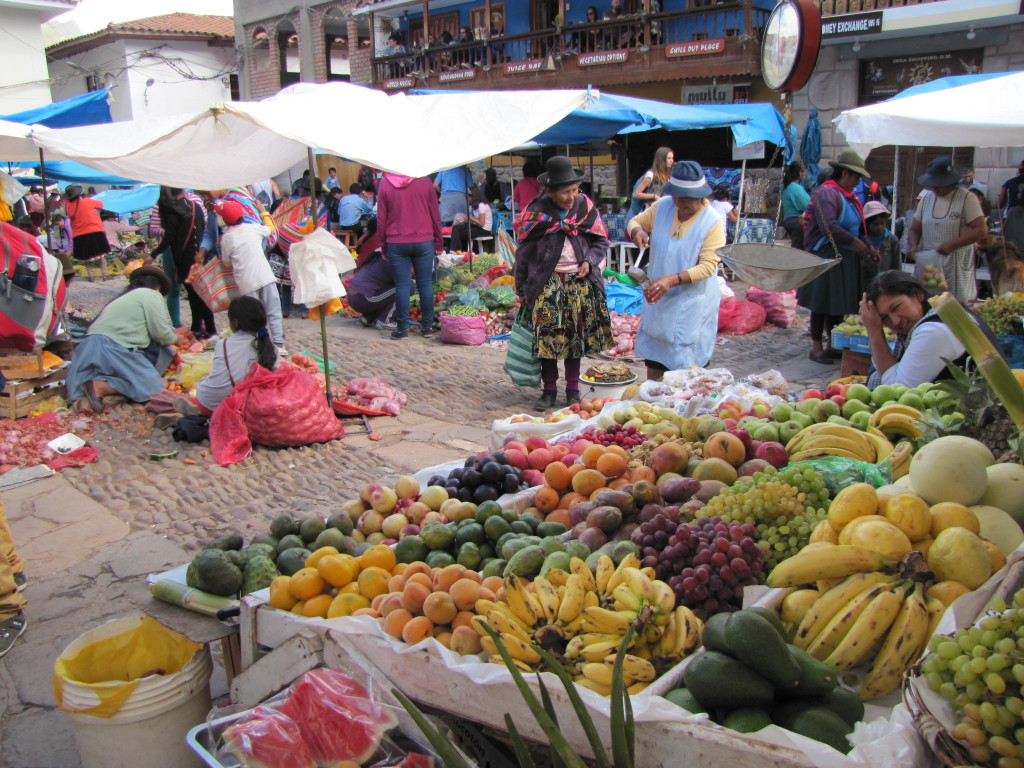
[0,89,112,129]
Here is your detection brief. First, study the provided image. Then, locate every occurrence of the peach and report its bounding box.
[423,591,458,625]
[401,615,434,644]
[572,438,595,455]
[527,448,555,470]
[450,625,483,655]
[524,435,550,452]
[504,449,529,470]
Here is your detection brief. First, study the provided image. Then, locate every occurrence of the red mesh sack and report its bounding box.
[210,363,344,466]
[745,287,798,328]
[718,298,767,335]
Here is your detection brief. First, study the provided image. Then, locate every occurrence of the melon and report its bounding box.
[920,435,994,467]
[969,505,1024,556]
[977,463,1024,526]
[909,437,988,507]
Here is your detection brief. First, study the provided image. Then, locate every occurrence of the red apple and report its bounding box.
[755,441,789,469]
[801,388,825,401]
[504,448,529,470]
[829,395,847,408]
[504,439,527,453]
[824,383,844,399]
[717,404,741,421]
[551,443,570,457]
[571,438,594,455]
[749,401,771,417]
[723,418,737,430]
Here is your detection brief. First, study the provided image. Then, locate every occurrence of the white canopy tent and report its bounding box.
[834,72,1024,158]
[29,82,594,189]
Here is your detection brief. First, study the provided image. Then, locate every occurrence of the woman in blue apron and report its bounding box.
[798,150,879,364]
[626,161,726,381]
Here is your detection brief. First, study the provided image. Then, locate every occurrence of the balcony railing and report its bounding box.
[371,2,768,88]
[816,0,941,15]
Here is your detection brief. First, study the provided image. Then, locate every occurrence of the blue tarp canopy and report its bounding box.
[2,159,139,186]
[0,90,112,129]
[92,184,159,214]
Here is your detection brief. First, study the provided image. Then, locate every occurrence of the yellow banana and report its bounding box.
[791,435,875,462]
[653,611,678,657]
[876,415,923,439]
[862,429,895,460]
[581,662,615,687]
[790,447,865,462]
[650,579,676,616]
[794,571,898,650]
[584,590,600,609]
[502,575,540,627]
[570,556,597,592]
[594,554,615,594]
[498,632,542,665]
[823,581,910,671]
[606,555,642,594]
[612,584,645,613]
[859,583,931,701]
[557,574,586,626]
[577,640,623,662]
[886,441,915,479]
[767,544,894,588]
[581,606,636,635]
[621,568,656,605]
[546,568,570,588]
[869,404,922,427]
[806,581,896,660]
[784,422,835,451]
[640,566,657,580]
[925,595,947,641]
[627,681,649,695]
[789,424,876,459]
[485,610,532,644]
[481,635,498,656]
[674,606,703,657]
[533,575,560,624]
[475,598,499,615]
[604,653,657,682]
[574,676,612,697]
[489,654,533,673]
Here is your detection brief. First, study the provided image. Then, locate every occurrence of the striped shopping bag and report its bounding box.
[496,223,517,269]
[188,257,239,313]
[503,311,541,387]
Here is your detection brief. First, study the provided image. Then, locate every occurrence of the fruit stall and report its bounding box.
[108,289,1024,768]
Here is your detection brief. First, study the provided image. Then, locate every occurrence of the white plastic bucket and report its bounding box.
[580,374,638,402]
[59,623,212,768]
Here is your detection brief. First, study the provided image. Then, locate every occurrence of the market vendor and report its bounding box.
[66,265,180,412]
[347,250,397,330]
[860,270,1001,388]
[627,160,725,381]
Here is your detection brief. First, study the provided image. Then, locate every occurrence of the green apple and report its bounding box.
[871,384,898,406]
[846,383,872,403]
[770,402,793,422]
[795,398,821,417]
[827,415,853,427]
[897,391,924,410]
[849,410,872,431]
[753,423,780,442]
[917,382,934,393]
[812,400,841,422]
[779,420,804,444]
[789,411,814,429]
[892,384,908,397]
[923,389,953,409]
[842,399,871,419]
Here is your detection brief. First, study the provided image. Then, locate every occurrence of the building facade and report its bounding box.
[46,13,237,123]
[0,0,77,114]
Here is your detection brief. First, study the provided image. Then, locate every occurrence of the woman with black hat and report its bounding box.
[627,160,726,380]
[63,184,110,279]
[512,156,614,410]
[798,149,879,364]
[65,265,180,412]
[909,156,987,303]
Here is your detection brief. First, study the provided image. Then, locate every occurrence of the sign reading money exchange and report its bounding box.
[821,11,882,39]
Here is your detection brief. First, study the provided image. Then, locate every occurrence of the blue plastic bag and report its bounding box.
[605,283,644,316]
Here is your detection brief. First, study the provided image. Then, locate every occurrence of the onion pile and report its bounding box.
[606,311,640,357]
[482,310,515,338]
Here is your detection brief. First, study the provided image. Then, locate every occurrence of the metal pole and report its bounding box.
[892,145,900,256]
[39,149,51,251]
[306,147,332,400]
[736,158,747,242]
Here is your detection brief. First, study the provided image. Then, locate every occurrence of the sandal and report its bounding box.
[0,612,26,658]
[824,347,844,359]
[808,351,834,365]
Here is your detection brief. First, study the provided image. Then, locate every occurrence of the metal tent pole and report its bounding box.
[307,147,331,401]
[39,149,51,251]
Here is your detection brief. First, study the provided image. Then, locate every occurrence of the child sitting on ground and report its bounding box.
[172,297,280,421]
[214,200,287,355]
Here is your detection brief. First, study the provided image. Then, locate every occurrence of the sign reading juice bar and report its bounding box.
[858,49,984,104]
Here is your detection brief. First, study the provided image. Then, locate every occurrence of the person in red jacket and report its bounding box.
[376,173,442,340]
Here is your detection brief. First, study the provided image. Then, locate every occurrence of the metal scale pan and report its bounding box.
[715,242,841,292]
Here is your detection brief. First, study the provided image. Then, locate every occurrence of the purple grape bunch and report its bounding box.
[633,515,764,620]
[583,424,647,448]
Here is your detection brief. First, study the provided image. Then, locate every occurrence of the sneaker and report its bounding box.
[390,330,409,340]
[358,316,372,328]
[0,612,26,658]
[421,327,437,339]
[566,390,581,406]
[533,391,557,411]
[154,413,182,430]
[13,572,26,593]
[172,397,200,417]
[278,347,289,358]
[375,320,397,330]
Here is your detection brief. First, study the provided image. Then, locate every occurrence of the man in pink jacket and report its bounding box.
[376,173,443,340]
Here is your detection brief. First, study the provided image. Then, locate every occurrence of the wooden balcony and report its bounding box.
[370,2,768,92]
[815,0,942,15]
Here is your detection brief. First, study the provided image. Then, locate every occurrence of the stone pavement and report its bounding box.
[0,277,841,768]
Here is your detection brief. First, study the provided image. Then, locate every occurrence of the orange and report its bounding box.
[339,581,362,595]
[543,462,572,492]
[401,615,435,644]
[534,485,560,513]
[543,508,570,527]
[318,554,359,588]
[327,592,371,618]
[303,593,334,618]
[361,544,397,572]
[357,566,392,600]
[269,576,298,611]
[289,567,327,601]
[305,546,340,569]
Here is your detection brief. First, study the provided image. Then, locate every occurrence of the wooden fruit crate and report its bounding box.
[0,349,67,419]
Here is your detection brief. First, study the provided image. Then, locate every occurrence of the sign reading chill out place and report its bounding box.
[667,39,725,57]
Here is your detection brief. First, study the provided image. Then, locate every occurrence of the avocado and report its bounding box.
[394,535,428,564]
[819,687,865,727]
[509,520,533,535]
[504,545,545,579]
[269,513,299,540]
[457,542,482,570]
[298,517,326,544]
[539,537,564,557]
[276,547,311,576]
[722,707,773,734]
[781,707,853,754]
[539,551,572,577]
[701,612,732,654]
[748,606,789,641]
[325,514,354,535]
[501,537,532,561]
[194,549,244,596]
[426,550,456,569]
[536,521,567,537]
[724,610,801,690]
[483,515,512,542]
[203,532,243,551]
[564,541,590,560]
[664,687,707,715]
[276,534,305,557]
[683,651,775,710]
[314,528,347,552]
[482,559,507,578]
[783,644,838,696]
[519,512,543,531]
[455,522,485,547]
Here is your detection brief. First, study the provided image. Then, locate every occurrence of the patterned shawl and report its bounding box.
[514,193,607,245]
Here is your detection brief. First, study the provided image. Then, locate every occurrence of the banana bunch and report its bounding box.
[473,555,701,696]
[869,403,924,440]
[785,422,894,463]
[791,572,934,700]
[766,543,894,588]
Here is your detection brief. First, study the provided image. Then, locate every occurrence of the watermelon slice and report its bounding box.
[280,668,399,765]
[223,708,315,768]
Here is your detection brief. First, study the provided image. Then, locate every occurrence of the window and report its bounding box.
[471,3,505,36]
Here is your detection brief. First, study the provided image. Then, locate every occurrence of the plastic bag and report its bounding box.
[605,283,644,315]
[210,363,344,466]
[789,456,891,495]
[490,413,582,451]
[177,352,214,389]
[289,228,356,307]
[54,614,201,717]
[717,297,767,335]
[746,287,798,328]
[440,313,486,345]
[913,249,948,292]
